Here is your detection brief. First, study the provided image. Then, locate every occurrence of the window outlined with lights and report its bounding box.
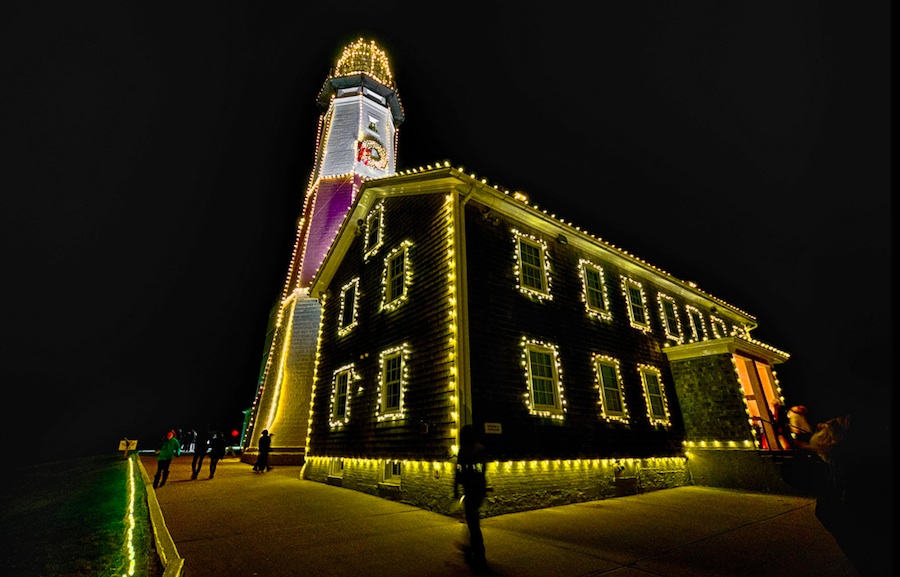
[521,338,566,419]
[710,314,728,339]
[685,305,706,343]
[639,364,671,427]
[337,278,360,337]
[621,277,651,332]
[512,230,552,300]
[579,259,612,321]
[592,354,629,423]
[363,202,385,261]
[376,344,409,422]
[329,365,356,427]
[657,293,683,344]
[380,240,412,312]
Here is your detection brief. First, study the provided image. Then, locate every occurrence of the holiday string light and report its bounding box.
[621,277,652,333]
[337,278,360,337]
[657,292,685,344]
[375,343,411,422]
[637,364,672,427]
[379,240,413,312]
[591,354,631,423]
[363,202,385,260]
[334,38,395,88]
[684,304,707,343]
[578,259,613,322]
[121,455,136,577]
[328,364,358,427]
[444,194,461,455]
[511,229,553,301]
[520,336,567,420]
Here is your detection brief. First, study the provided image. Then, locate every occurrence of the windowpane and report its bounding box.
[387,253,404,301]
[334,372,349,417]
[529,350,556,406]
[585,268,605,310]
[628,286,646,324]
[644,372,665,418]
[663,300,678,334]
[599,364,623,413]
[519,241,545,290]
[384,355,402,410]
[341,284,356,328]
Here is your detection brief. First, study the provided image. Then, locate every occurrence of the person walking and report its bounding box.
[253,430,272,473]
[191,427,210,480]
[153,429,181,489]
[454,424,488,568]
[208,431,226,479]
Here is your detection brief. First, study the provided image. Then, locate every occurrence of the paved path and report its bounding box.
[138,455,859,577]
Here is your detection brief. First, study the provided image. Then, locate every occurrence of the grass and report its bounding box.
[2,453,162,577]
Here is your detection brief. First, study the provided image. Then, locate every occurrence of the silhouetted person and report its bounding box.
[808,413,893,576]
[454,424,488,567]
[191,428,210,480]
[153,430,181,488]
[208,431,226,479]
[253,430,272,473]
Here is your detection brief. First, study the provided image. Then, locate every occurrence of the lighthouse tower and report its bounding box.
[244,39,404,463]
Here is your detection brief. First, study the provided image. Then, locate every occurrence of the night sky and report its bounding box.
[3,2,891,466]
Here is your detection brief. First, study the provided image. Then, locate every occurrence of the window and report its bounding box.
[710,315,728,339]
[685,305,706,342]
[368,115,378,133]
[513,231,552,300]
[363,203,384,260]
[639,365,670,426]
[579,260,611,321]
[522,339,565,419]
[622,278,650,331]
[593,355,628,422]
[338,278,360,336]
[381,241,412,312]
[383,460,402,484]
[329,458,344,478]
[377,344,409,421]
[330,365,355,427]
[657,294,683,343]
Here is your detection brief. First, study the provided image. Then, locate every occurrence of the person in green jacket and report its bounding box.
[153,429,181,488]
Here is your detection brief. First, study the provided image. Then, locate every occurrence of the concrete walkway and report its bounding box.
[138,454,860,577]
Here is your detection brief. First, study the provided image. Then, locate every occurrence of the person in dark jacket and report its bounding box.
[454,424,488,568]
[253,430,272,473]
[207,431,227,479]
[191,428,210,480]
[153,429,181,488]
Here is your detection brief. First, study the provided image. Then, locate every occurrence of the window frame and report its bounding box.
[710,314,728,339]
[380,241,412,312]
[363,203,385,261]
[521,338,566,419]
[579,259,612,321]
[512,230,552,300]
[621,277,651,332]
[592,354,629,422]
[337,278,360,336]
[639,364,671,427]
[329,365,356,427]
[376,344,409,422]
[657,293,683,344]
[685,305,706,342]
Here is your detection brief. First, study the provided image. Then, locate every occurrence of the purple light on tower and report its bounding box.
[298,179,358,288]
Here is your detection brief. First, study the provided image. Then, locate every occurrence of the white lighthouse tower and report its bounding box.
[244,39,404,463]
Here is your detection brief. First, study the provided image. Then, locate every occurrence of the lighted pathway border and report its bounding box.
[136,457,185,577]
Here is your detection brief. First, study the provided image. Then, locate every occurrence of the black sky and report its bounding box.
[2,2,891,465]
